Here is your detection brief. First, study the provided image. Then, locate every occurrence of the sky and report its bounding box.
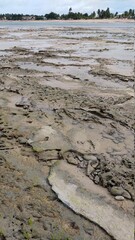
[0,0,134,15]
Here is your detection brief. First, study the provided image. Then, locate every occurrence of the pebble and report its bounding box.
[110,186,123,196]
[122,190,131,200]
[94,175,100,184]
[86,162,94,176]
[84,155,97,161]
[110,186,131,199]
[115,196,125,201]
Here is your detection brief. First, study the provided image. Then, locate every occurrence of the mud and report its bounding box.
[0,23,134,240]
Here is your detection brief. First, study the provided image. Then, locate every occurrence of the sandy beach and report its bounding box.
[0,21,134,240]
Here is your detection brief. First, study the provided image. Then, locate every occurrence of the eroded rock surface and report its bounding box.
[48,161,134,240]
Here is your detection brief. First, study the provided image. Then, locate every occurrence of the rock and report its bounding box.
[86,162,94,176]
[122,190,131,200]
[94,175,100,184]
[64,152,78,165]
[91,160,99,169]
[48,161,134,240]
[115,196,125,201]
[78,161,87,168]
[38,150,60,161]
[84,155,97,161]
[15,97,31,108]
[110,186,124,196]
[110,187,132,199]
[84,155,99,169]
[18,137,27,144]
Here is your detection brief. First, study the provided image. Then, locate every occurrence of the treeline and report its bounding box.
[0,8,135,21]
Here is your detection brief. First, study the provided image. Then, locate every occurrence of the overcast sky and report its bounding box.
[0,0,134,14]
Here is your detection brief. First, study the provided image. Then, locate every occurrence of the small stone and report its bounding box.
[64,152,78,165]
[110,186,124,196]
[18,137,27,144]
[84,155,97,161]
[122,190,131,200]
[115,196,125,201]
[86,162,94,176]
[90,159,99,168]
[94,175,100,184]
[67,157,78,165]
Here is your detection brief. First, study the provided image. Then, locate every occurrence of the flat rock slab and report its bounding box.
[28,126,71,152]
[48,161,134,240]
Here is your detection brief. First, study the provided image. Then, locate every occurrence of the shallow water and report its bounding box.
[0,20,134,29]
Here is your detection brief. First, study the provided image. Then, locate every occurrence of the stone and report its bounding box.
[67,157,78,165]
[115,196,125,201]
[110,187,132,199]
[86,162,94,176]
[48,161,134,240]
[122,190,131,200]
[110,186,124,196]
[38,150,59,161]
[18,137,27,144]
[84,155,97,161]
[64,152,78,165]
[94,175,100,184]
[91,159,99,168]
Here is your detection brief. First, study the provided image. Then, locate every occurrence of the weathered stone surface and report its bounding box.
[48,161,134,240]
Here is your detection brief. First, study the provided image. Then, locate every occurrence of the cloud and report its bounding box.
[0,0,134,14]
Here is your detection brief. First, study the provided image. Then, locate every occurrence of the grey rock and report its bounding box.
[110,187,132,199]
[122,190,131,200]
[86,162,94,176]
[110,186,124,196]
[18,137,27,144]
[94,175,100,184]
[84,155,97,161]
[64,152,78,165]
[16,97,31,108]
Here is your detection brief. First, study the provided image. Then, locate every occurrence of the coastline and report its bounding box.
[0,18,134,23]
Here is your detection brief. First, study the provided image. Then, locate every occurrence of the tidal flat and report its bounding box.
[0,21,134,240]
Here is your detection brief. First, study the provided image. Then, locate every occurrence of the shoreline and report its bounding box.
[0,18,134,23]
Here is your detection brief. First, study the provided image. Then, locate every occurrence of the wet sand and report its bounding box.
[0,23,134,240]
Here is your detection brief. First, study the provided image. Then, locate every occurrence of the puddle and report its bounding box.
[18,62,91,81]
[0,51,12,56]
[40,77,82,90]
[43,57,99,66]
[94,44,134,61]
[87,75,132,89]
[106,62,134,77]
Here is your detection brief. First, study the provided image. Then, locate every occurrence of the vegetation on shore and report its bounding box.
[0,8,135,21]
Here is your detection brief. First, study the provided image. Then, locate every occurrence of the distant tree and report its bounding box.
[83,13,88,19]
[69,7,72,13]
[35,15,44,20]
[105,8,111,18]
[11,14,23,20]
[45,12,60,20]
[97,9,101,18]
[91,11,96,18]
[1,8,135,21]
